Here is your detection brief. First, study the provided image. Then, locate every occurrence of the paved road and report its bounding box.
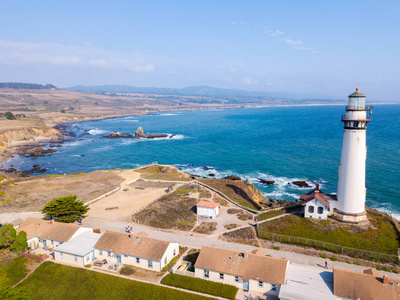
[82,216,400,280]
[2,212,399,280]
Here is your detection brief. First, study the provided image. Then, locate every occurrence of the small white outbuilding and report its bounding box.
[196,201,220,219]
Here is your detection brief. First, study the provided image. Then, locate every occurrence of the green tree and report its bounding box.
[5,112,16,120]
[0,224,28,253]
[0,287,30,300]
[41,195,89,223]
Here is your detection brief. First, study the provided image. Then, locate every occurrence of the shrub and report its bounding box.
[319,254,327,259]
[273,246,280,250]
[329,257,339,262]
[5,112,16,120]
[161,257,179,273]
[120,266,136,275]
[161,273,238,300]
[354,262,361,265]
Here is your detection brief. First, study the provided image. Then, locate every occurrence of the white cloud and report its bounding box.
[0,40,154,72]
[265,28,313,51]
[242,77,258,85]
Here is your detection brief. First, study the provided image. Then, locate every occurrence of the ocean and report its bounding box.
[3,104,400,218]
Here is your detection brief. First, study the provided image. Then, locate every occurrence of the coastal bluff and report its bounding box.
[104,127,172,139]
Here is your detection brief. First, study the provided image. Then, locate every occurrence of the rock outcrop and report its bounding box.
[290,181,311,188]
[258,178,275,185]
[225,175,242,181]
[103,127,170,139]
[18,146,56,157]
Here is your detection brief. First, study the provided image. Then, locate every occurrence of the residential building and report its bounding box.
[333,268,400,300]
[94,231,179,272]
[53,232,102,267]
[17,217,93,250]
[300,185,337,220]
[196,201,220,219]
[194,246,288,295]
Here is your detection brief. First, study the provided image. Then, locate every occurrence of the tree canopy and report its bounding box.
[0,224,28,253]
[41,195,89,223]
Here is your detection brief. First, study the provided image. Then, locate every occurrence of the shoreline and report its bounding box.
[1,101,398,167]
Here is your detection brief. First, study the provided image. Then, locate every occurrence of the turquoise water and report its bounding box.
[3,105,400,217]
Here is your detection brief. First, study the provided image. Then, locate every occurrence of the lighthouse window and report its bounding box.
[308,206,314,213]
[318,207,324,214]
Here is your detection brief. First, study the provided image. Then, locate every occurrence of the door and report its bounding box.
[243,281,249,291]
[117,255,121,263]
[92,251,95,261]
[43,240,47,248]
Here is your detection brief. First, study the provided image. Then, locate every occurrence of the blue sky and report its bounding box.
[0,1,399,100]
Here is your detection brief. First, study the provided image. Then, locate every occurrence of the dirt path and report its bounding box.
[12,259,44,287]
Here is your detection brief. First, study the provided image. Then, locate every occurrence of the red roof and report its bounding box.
[196,201,219,209]
[300,189,334,208]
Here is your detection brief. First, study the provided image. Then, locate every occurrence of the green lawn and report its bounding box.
[257,209,286,221]
[16,262,213,300]
[161,273,238,300]
[258,213,400,255]
[0,256,29,288]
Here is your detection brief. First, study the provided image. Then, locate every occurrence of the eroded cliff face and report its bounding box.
[0,126,60,155]
[243,179,265,205]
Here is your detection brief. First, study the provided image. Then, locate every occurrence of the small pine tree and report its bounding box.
[5,111,16,120]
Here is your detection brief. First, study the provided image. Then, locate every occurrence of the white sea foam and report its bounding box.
[89,129,107,135]
[117,134,186,145]
[159,113,178,116]
[262,191,299,200]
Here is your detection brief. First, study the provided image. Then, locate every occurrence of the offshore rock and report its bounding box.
[258,178,275,185]
[104,127,168,139]
[135,127,144,137]
[291,181,311,188]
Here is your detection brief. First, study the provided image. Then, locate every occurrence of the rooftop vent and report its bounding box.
[383,275,389,285]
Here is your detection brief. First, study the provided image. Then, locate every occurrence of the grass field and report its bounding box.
[161,273,238,300]
[257,209,286,221]
[0,255,29,288]
[258,213,400,255]
[16,262,213,300]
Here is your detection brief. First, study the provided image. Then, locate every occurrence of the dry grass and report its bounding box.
[0,170,124,212]
[220,227,258,246]
[136,165,192,181]
[193,222,217,234]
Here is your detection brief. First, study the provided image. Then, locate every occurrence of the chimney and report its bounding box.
[129,233,134,239]
[244,251,248,259]
[316,184,320,190]
[50,220,55,225]
[383,275,389,285]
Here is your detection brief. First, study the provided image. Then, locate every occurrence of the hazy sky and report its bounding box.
[0,1,399,100]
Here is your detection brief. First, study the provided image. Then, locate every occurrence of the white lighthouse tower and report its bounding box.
[335,88,373,223]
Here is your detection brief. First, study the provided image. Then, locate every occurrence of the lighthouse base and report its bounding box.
[333,209,368,224]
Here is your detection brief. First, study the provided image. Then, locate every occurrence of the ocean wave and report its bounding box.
[89,129,107,135]
[159,113,179,116]
[177,165,235,179]
[116,134,186,145]
[252,172,316,190]
[262,191,299,200]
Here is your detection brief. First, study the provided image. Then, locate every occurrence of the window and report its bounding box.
[148,260,153,268]
[219,273,224,280]
[258,281,263,287]
[164,257,167,265]
[173,249,176,256]
[51,240,54,245]
[60,253,63,259]
[99,250,103,255]
[318,207,324,214]
[74,256,78,262]
[124,255,128,258]
[108,251,112,257]
[204,270,209,278]
[308,206,314,213]
[235,276,239,282]
[271,284,277,292]
[136,257,140,264]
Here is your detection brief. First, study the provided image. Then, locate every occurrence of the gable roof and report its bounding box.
[9,218,24,227]
[94,231,172,261]
[300,189,334,208]
[333,268,400,300]
[53,232,102,256]
[194,246,288,284]
[196,201,219,209]
[17,217,81,242]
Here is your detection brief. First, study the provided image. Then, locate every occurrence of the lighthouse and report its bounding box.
[335,88,373,223]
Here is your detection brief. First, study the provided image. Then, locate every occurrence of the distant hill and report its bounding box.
[65,84,334,101]
[0,82,57,90]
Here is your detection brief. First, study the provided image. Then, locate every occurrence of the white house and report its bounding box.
[196,201,220,219]
[53,232,102,267]
[194,246,288,296]
[300,186,337,220]
[94,231,179,272]
[16,217,93,250]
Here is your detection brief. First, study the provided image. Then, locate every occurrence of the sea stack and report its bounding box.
[335,88,373,223]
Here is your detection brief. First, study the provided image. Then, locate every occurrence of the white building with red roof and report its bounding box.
[196,201,220,219]
[300,185,337,220]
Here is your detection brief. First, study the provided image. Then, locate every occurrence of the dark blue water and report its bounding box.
[3,105,400,217]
